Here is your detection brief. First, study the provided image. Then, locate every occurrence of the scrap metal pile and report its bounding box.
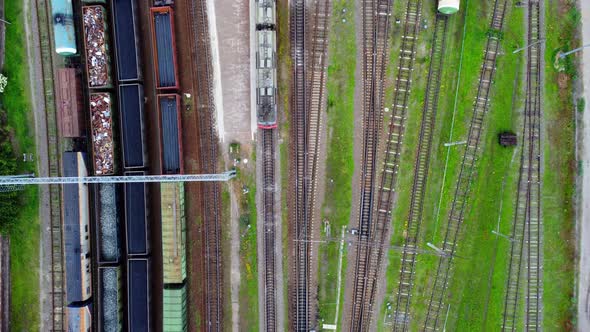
[90,93,114,175]
[83,6,111,87]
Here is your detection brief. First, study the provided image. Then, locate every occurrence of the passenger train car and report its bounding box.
[62,152,92,304]
[255,0,278,129]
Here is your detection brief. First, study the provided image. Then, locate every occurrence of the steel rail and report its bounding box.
[391,13,447,331]
[262,129,277,332]
[501,1,543,330]
[423,1,509,330]
[189,0,224,330]
[348,0,393,330]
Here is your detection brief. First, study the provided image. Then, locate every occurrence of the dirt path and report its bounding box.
[22,0,52,330]
[577,2,590,330]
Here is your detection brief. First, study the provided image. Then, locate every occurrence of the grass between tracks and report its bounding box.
[316,0,355,327]
[376,1,575,330]
[236,152,259,330]
[0,0,40,330]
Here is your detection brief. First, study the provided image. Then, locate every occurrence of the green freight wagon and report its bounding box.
[163,285,187,332]
[161,182,186,284]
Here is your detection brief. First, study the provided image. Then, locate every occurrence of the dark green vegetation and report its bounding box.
[316,0,356,327]
[1,0,40,330]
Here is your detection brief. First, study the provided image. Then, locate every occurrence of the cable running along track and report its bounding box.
[289,0,330,330]
[347,0,393,330]
[501,1,543,330]
[189,0,223,330]
[392,12,447,331]
[423,1,509,330]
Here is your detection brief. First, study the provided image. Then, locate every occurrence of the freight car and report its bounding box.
[52,0,77,56]
[119,84,148,170]
[124,171,150,256]
[157,94,184,174]
[127,258,152,332]
[82,5,113,88]
[89,93,116,175]
[56,68,85,137]
[94,183,121,264]
[255,0,278,129]
[150,7,179,90]
[112,0,143,82]
[161,182,186,284]
[62,152,92,304]
[438,0,460,14]
[256,29,277,129]
[163,284,188,331]
[66,303,92,331]
[98,266,123,332]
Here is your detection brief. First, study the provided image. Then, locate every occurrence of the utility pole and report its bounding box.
[513,39,544,54]
[559,43,590,58]
[443,141,466,147]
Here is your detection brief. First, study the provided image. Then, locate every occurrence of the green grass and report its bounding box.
[316,0,356,327]
[378,0,521,328]
[7,187,40,331]
[237,164,259,330]
[1,0,40,330]
[375,0,575,330]
[541,0,577,329]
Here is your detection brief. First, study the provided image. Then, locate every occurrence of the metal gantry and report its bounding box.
[0,171,236,186]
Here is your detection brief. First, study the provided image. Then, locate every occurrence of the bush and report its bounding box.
[0,110,21,230]
[577,98,585,113]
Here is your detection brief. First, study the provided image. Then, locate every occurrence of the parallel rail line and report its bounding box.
[392,12,447,331]
[502,1,543,330]
[262,129,277,332]
[289,0,331,330]
[348,0,393,330]
[290,0,309,329]
[36,0,65,330]
[423,1,509,330]
[188,0,223,330]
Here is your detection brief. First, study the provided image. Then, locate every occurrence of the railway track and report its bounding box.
[391,12,447,331]
[289,0,330,329]
[502,1,543,330]
[422,1,509,330]
[290,0,309,329]
[188,0,223,330]
[261,129,277,332]
[35,0,66,330]
[347,0,392,330]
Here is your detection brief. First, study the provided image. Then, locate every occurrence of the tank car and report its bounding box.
[52,0,77,56]
[438,0,460,14]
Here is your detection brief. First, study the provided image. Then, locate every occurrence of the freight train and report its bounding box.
[255,0,278,129]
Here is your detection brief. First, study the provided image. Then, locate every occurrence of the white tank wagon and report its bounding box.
[438,0,460,15]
